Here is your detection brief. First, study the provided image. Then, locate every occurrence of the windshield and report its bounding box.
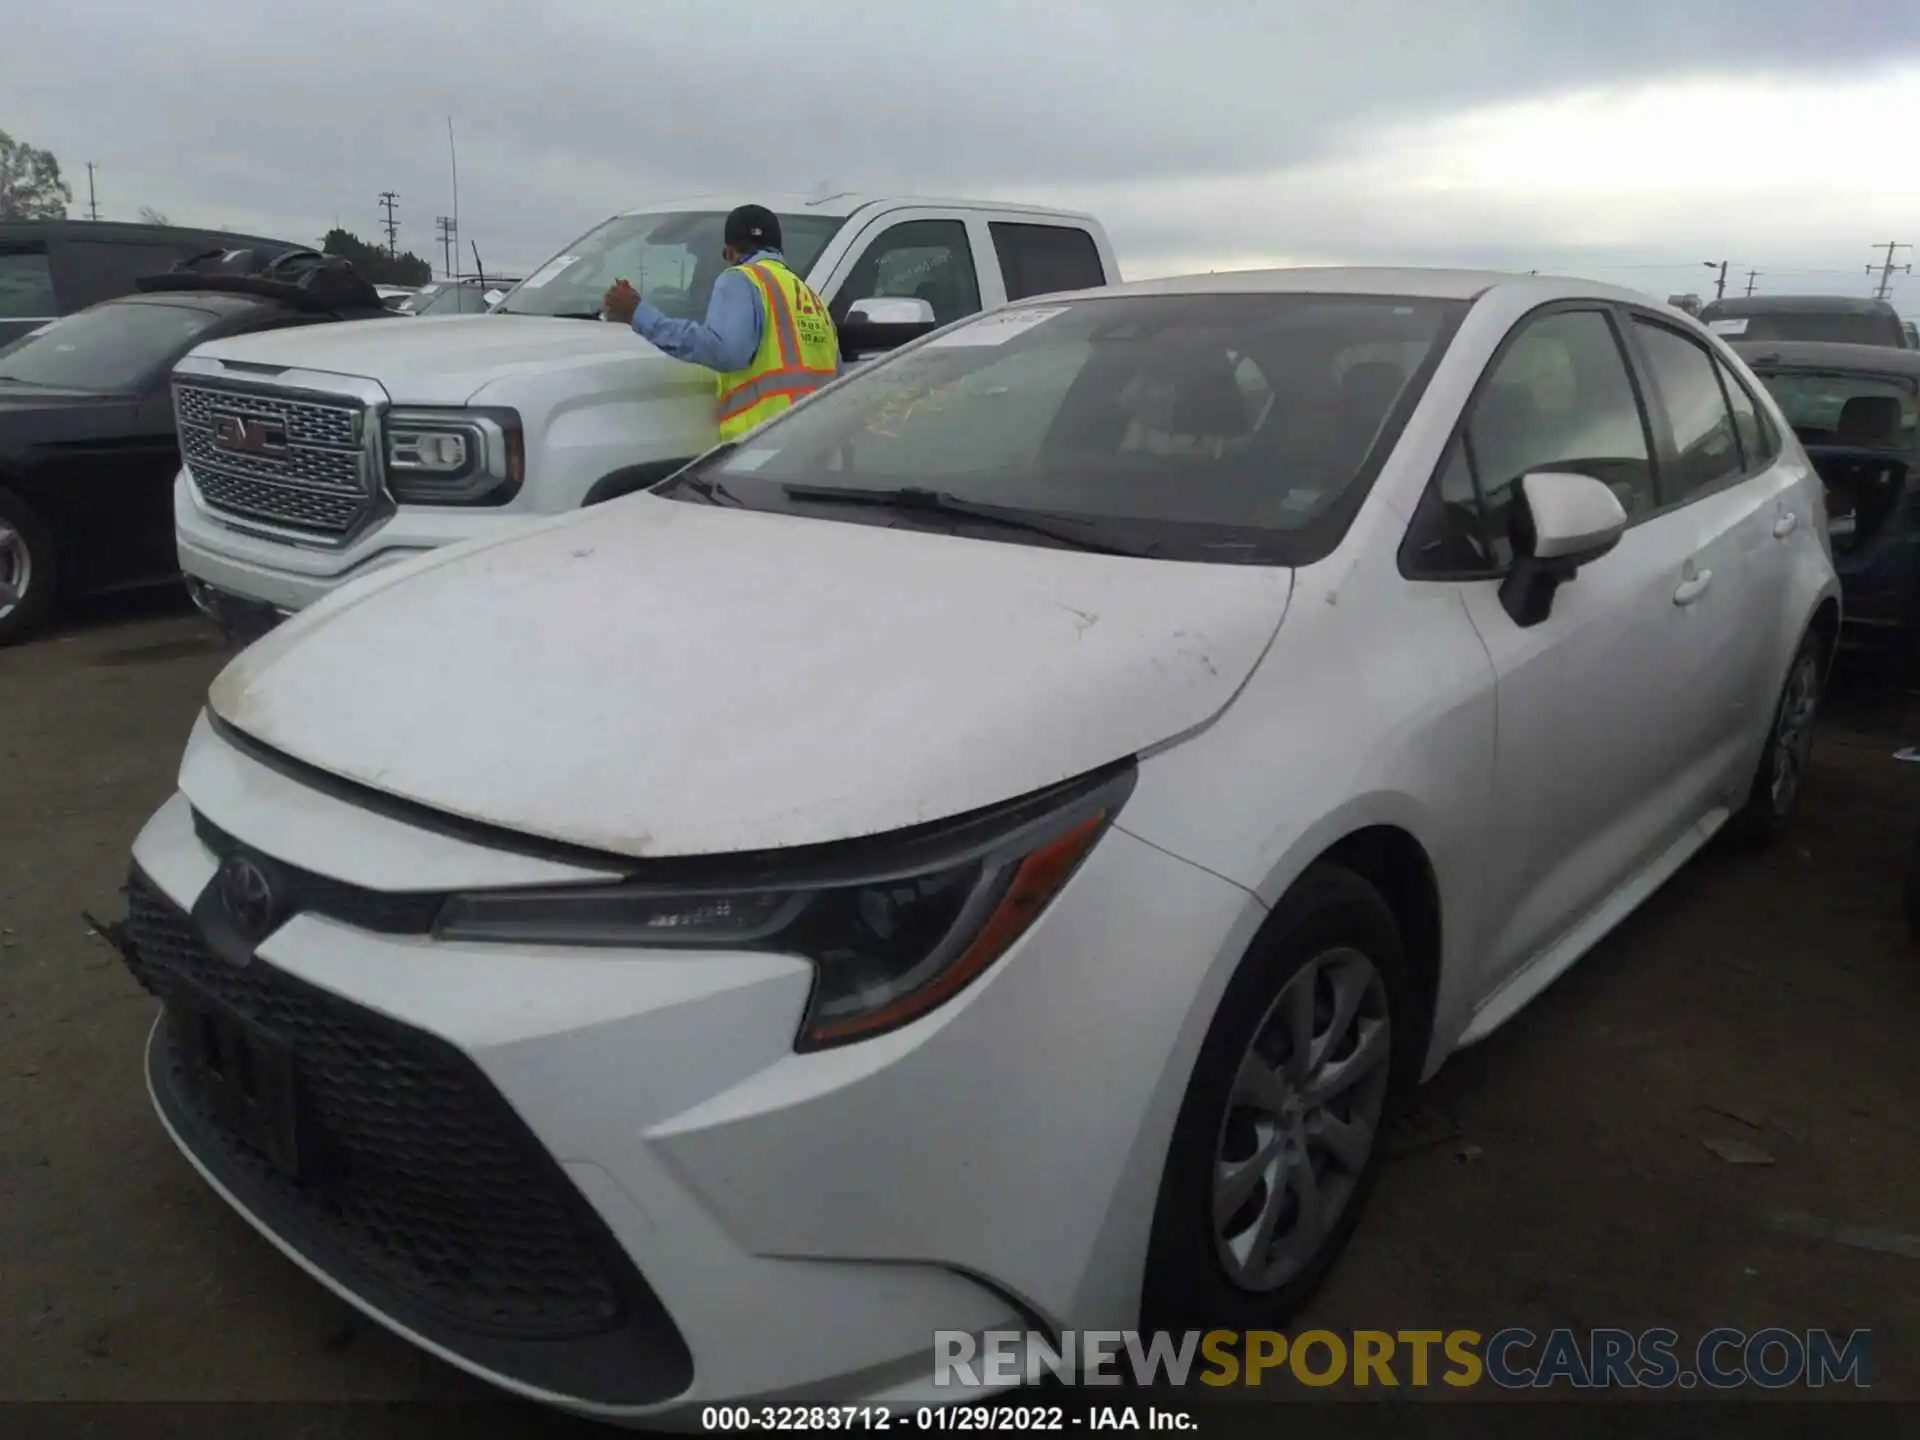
[1706,310,1903,346]
[673,291,1469,565]
[402,282,507,316]
[0,300,223,392]
[497,210,847,320]
[1752,368,1919,448]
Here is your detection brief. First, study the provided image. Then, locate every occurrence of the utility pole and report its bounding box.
[1704,259,1730,301]
[1744,269,1761,297]
[377,192,400,258]
[86,163,99,221]
[435,216,455,278]
[1868,242,1912,300]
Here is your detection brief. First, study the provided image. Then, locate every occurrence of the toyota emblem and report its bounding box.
[217,853,277,939]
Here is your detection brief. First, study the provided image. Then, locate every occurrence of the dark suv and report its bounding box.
[1701,295,1912,349]
[0,248,391,645]
[0,220,308,347]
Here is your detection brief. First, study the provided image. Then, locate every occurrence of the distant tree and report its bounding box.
[138,206,171,226]
[320,226,432,286]
[0,129,72,221]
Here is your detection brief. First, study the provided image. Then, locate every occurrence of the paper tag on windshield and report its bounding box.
[483,289,505,306]
[521,255,578,289]
[926,305,1070,347]
[726,447,780,472]
[1708,318,1748,335]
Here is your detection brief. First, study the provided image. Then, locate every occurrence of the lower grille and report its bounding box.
[119,868,693,1404]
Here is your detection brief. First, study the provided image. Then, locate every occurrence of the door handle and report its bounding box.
[1673,570,1713,605]
[1773,513,1798,538]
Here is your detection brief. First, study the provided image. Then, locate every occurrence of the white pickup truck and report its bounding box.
[169,193,1119,627]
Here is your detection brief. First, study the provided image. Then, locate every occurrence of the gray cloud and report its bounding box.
[7,0,1919,279]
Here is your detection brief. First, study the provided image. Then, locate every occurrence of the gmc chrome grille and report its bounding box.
[174,382,374,539]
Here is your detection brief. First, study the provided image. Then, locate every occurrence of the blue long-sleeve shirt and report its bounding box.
[629,248,779,373]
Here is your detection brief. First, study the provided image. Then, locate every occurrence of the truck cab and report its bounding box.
[169,194,1119,630]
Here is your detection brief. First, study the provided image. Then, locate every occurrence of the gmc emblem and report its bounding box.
[212,412,289,458]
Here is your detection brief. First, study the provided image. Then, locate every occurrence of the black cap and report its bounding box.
[724,204,781,252]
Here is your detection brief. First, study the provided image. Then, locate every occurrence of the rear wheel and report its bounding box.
[1141,864,1412,1330]
[1726,630,1825,848]
[0,488,57,648]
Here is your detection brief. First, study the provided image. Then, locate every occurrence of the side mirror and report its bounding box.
[1499,471,1627,627]
[839,296,938,361]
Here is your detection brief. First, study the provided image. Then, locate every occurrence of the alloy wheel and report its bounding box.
[1769,652,1820,816]
[0,520,29,618]
[1212,945,1392,1292]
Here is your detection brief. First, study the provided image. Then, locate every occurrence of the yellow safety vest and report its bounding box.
[714,259,840,441]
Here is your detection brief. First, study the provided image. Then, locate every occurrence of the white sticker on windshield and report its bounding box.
[726,447,780,472]
[483,289,505,306]
[925,305,1070,348]
[521,255,579,289]
[1708,318,1749,335]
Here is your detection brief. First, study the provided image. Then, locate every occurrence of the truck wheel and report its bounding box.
[0,488,56,648]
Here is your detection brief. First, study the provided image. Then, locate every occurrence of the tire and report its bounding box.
[1140,864,1415,1332]
[0,488,57,648]
[1726,629,1825,849]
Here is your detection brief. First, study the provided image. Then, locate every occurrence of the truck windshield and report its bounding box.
[1705,308,1904,346]
[669,291,1468,566]
[0,299,222,392]
[496,211,847,320]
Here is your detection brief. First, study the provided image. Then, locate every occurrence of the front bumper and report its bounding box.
[119,720,1259,1420]
[174,467,537,614]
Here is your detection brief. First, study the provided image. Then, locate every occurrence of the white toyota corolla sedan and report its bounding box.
[117,268,1838,1422]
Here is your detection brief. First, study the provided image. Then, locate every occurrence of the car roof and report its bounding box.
[615,192,1099,224]
[1046,266,1658,306]
[0,218,303,250]
[1703,295,1900,316]
[1731,340,1920,375]
[94,290,286,317]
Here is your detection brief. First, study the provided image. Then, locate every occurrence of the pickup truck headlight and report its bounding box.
[433,766,1134,1050]
[383,407,524,505]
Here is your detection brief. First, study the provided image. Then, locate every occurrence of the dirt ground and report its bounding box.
[2,590,1917,1428]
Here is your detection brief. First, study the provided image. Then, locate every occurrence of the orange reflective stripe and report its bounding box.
[715,368,836,422]
[747,263,801,368]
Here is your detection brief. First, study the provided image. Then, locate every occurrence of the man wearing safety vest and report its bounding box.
[601,205,840,440]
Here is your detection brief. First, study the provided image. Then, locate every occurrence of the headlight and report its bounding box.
[383,407,524,505]
[433,765,1134,1050]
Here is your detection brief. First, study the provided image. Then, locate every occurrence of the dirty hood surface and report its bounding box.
[208,496,1293,859]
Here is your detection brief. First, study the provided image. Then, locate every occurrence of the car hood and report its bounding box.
[207,496,1293,859]
[186,314,688,407]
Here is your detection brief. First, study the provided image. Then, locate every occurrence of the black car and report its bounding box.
[0,220,308,348]
[1736,340,1920,673]
[1703,295,1913,349]
[0,249,391,646]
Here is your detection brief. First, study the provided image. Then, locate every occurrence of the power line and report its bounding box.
[1744,269,1761,297]
[1703,259,1732,301]
[85,162,99,221]
[377,191,400,258]
[1868,241,1912,301]
[435,217,456,278]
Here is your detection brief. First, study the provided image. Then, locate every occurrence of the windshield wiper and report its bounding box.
[542,310,606,321]
[779,484,1159,557]
[655,445,748,505]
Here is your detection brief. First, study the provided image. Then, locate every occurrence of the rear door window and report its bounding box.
[58,239,198,309]
[1630,319,1745,502]
[0,244,58,318]
[989,223,1107,301]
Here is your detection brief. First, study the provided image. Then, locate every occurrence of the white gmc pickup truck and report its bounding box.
[169,193,1119,628]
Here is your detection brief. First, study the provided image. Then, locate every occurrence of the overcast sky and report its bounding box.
[9,0,1920,306]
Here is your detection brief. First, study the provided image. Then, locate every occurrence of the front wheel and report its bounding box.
[0,488,57,648]
[1141,864,1412,1331]
[1726,630,1825,848]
